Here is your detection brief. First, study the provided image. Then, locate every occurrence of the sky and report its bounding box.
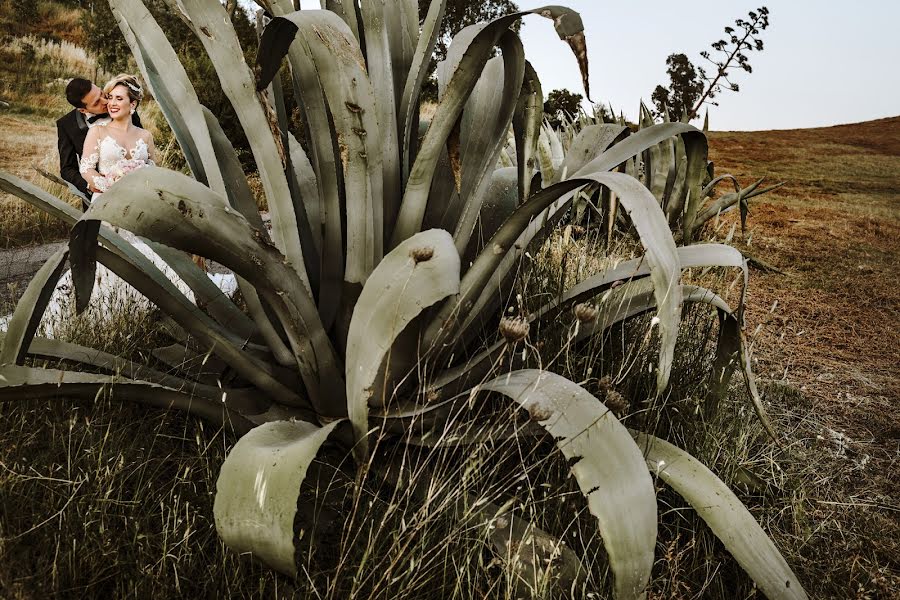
[242,1,900,131]
[515,0,900,131]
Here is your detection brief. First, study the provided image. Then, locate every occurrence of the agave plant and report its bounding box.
[0,0,806,598]
[529,100,784,247]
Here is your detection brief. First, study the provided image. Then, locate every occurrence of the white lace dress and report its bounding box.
[15,129,239,337]
[78,131,155,202]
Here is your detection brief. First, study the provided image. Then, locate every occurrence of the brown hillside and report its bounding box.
[708,116,900,594]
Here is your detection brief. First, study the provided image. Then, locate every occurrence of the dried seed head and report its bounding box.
[605,390,628,414]
[410,246,434,263]
[574,302,599,323]
[499,316,530,343]
[597,375,612,393]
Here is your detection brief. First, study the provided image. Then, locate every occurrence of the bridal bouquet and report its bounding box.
[106,158,150,186]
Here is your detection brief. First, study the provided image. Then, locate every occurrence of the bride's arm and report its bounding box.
[79,127,108,193]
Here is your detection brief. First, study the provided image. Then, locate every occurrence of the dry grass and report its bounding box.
[706,116,900,597]
[0,114,78,247]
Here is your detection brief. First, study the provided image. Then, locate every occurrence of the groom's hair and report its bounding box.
[65,78,93,109]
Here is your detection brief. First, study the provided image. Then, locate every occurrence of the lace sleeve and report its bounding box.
[78,151,99,175]
[78,132,100,175]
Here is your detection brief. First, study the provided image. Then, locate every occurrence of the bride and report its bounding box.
[34,74,236,336]
[79,73,157,200]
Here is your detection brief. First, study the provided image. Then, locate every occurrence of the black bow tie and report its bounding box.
[87,113,108,124]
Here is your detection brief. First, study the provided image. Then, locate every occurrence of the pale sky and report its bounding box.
[244,1,900,131]
[516,0,900,131]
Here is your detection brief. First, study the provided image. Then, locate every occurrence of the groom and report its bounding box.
[57,77,141,207]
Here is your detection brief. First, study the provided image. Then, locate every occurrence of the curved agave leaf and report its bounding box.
[346,229,460,461]
[11,334,251,404]
[466,167,518,260]
[451,36,525,255]
[0,172,250,334]
[391,6,588,247]
[359,0,414,226]
[398,0,447,186]
[480,370,656,600]
[162,0,310,287]
[428,171,681,395]
[269,10,384,283]
[0,248,68,365]
[433,246,744,404]
[110,0,225,193]
[633,432,808,599]
[555,124,629,185]
[93,246,306,408]
[85,169,344,412]
[214,419,343,577]
[512,61,543,203]
[0,364,253,435]
[257,4,344,326]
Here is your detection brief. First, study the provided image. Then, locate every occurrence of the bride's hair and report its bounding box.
[103,74,144,108]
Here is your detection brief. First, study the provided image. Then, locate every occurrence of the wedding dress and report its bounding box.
[6,126,238,337]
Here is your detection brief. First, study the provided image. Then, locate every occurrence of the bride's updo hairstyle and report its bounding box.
[103,73,144,108]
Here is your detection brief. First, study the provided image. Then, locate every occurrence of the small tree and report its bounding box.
[651,53,704,121]
[653,7,770,121]
[543,88,583,128]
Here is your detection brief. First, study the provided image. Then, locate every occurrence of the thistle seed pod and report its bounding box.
[574,302,599,322]
[605,390,628,414]
[499,316,530,343]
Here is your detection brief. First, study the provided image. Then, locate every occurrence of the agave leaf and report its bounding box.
[110,0,226,193]
[162,0,310,288]
[0,248,68,365]
[2,171,266,366]
[633,432,808,599]
[436,245,744,401]
[147,243,258,340]
[256,6,344,325]
[0,364,253,435]
[93,246,307,408]
[466,167,518,260]
[213,419,343,576]
[279,10,384,282]
[664,133,688,225]
[398,0,447,186]
[451,35,526,255]
[0,171,251,335]
[480,370,655,600]
[265,51,322,294]
[512,61,543,203]
[288,134,322,255]
[83,168,342,413]
[322,0,362,42]
[391,6,588,246]
[429,171,681,394]
[556,124,629,184]
[536,126,557,182]
[12,335,246,403]
[202,106,296,364]
[346,229,460,460]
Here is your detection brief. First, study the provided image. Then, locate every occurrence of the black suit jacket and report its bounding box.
[57,110,142,198]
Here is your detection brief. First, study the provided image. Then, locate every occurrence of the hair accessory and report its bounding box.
[123,80,143,96]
